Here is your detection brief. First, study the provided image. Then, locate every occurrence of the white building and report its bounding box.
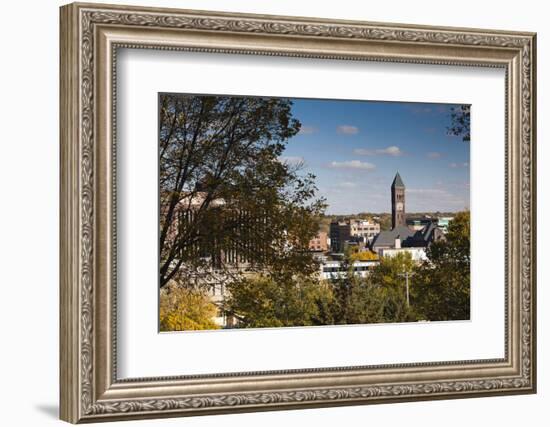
[320,260,380,280]
[350,219,381,243]
[379,246,427,263]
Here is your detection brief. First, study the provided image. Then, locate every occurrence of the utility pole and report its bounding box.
[398,271,414,307]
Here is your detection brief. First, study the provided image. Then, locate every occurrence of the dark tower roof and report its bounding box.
[391,172,405,188]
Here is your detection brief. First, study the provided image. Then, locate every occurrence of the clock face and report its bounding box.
[396,202,403,211]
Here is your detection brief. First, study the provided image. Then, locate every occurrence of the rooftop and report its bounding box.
[372,222,439,249]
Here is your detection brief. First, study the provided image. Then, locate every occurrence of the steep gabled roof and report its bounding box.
[371,223,441,250]
[371,226,415,248]
[391,172,405,188]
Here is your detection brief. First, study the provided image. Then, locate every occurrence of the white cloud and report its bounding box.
[336,125,359,135]
[328,160,376,170]
[278,156,304,166]
[298,125,317,135]
[354,145,404,157]
[427,151,442,159]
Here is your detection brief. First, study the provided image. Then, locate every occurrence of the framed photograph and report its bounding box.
[60,2,537,423]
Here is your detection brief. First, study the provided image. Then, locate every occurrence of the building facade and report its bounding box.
[329,220,351,253]
[308,231,329,252]
[350,219,380,243]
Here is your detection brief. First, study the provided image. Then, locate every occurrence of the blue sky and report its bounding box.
[280,98,470,215]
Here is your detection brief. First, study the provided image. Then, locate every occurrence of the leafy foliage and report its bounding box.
[349,249,379,262]
[159,282,220,331]
[327,259,391,325]
[355,252,417,323]
[225,273,334,328]
[227,253,419,328]
[447,105,471,142]
[159,94,326,288]
[226,213,470,328]
[158,92,471,329]
[413,211,470,321]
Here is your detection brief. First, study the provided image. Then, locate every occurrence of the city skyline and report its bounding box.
[158,93,471,332]
[280,98,470,215]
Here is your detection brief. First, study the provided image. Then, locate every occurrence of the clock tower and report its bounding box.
[391,172,406,229]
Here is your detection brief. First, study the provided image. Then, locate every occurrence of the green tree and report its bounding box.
[346,279,391,325]
[159,282,220,331]
[327,251,416,325]
[326,254,355,324]
[330,270,391,325]
[225,273,334,328]
[159,94,326,288]
[367,252,418,323]
[413,211,470,321]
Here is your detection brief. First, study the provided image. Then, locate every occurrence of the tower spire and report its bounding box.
[391,172,406,229]
[392,171,405,188]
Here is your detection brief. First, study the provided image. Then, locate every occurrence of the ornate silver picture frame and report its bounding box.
[60,2,536,423]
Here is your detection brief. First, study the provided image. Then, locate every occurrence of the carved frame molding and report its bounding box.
[60,2,536,423]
